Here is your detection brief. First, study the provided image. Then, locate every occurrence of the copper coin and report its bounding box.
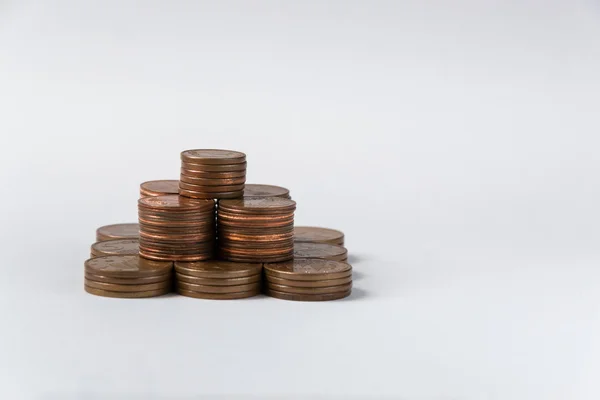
[138,209,214,219]
[90,239,139,258]
[138,224,214,234]
[96,223,139,241]
[139,180,180,197]
[180,163,247,173]
[174,260,262,278]
[176,273,261,286]
[265,274,352,288]
[139,243,214,254]
[222,239,294,249]
[179,188,243,199]
[138,218,214,229]
[180,149,246,165]
[217,211,294,222]
[219,246,293,256]
[85,255,173,278]
[85,285,171,298]
[293,242,348,262]
[243,184,290,199]
[217,229,294,239]
[139,195,215,212]
[139,251,212,262]
[217,220,294,229]
[176,281,259,293]
[264,259,352,281]
[218,198,296,214]
[179,170,246,179]
[179,181,245,192]
[294,226,345,246]
[221,254,293,263]
[85,278,172,292]
[139,231,214,242]
[265,282,352,295]
[177,288,259,300]
[180,175,246,186]
[264,288,351,302]
[85,271,172,285]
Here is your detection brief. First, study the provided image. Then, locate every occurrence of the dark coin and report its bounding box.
[85,278,172,292]
[265,282,352,295]
[179,181,245,192]
[96,223,140,241]
[174,260,262,278]
[138,195,215,212]
[243,184,290,199]
[139,180,180,197]
[85,285,171,298]
[265,275,352,288]
[180,149,246,165]
[264,288,351,302]
[90,239,139,258]
[176,273,261,286]
[294,226,345,246]
[85,255,173,277]
[264,259,352,281]
[180,175,246,186]
[176,281,259,293]
[179,188,243,199]
[85,271,172,285]
[177,288,260,300]
[293,242,348,262]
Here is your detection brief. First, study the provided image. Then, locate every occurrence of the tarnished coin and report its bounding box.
[85,255,173,277]
[294,226,345,245]
[139,180,180,197]
[85,271,172,285]
[265,274,352,288]
[85,285,171,298]
[179,181,245,192]
[176,281,259,294]
[96,223,139,241]
[264,259,352,281]
[265,282,352,295]
[264,288,351,302]
[180,175,246,186]
[85,278,172,292]
[138,195,215,212]
[218,198,296,213]
[174,260,262,278]
[181,149,246,165]
[179,188,243,199]
[243,184,290,199]
[90,239,139,258]
[293,242,348,261]
[177,288,260,300]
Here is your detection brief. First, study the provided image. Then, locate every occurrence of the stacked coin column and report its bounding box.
[138,195,216,261]
[217,198,296,262]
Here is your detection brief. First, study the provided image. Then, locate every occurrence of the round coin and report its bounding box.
[85,271,172,285]
[180,175,246,186]
[181,162,247,172]
[265,274,352,288]
[85,278,172,292]
[174,260,262,278]
[179,181,245,193]
[85,285,171,298]
[96,223,139,241]
[90,239,139,258]
[138,251,212,262]
[85,255,173,277]
[243,184,290,199]
[176,281,259,293]
[139,180,180,197]
[218,198,296,214]
[264,288,351,302]
[264,259,352,281]
[179,189,243,199]
[294,226,345,245]
[265,282,352,295]
[175,273,261,286]
[179,170,246,179]
[293,242,348,261]
[181,149,246,165]
[177,288,260,300]
[138,195,215,212]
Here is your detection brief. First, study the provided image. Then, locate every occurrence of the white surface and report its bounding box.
[1,1,600,398]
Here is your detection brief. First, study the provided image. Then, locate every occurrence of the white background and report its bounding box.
[1,0,600,398]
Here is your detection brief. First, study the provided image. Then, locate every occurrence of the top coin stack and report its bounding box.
[179,149,247,199]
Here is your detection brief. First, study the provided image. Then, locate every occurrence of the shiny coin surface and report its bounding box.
[85,255,173,277]
[264,288,351,302]
[181,162,247,172]
[179,170,246,179]
[139,180,180,197]
[85,271,172,285]
[218,198,296,213]
[180,175,246,186]
[294,226,345,245]
[243,184,290,199]
[181,149,246,165]
[265,282,352,295]
[90,239,139,258]
[139,195,215,212]
[96,223,139,241]
[85,285,171,298]
[264,259,352,281]
[293,242,348,261]
[174,260,262,278]
[179,181,245,192]
[138,250,212,262]
[179,188,243,199]
[177,288,260,300]
[175,273,261,286]
[85,278,172,292]
[264,274,352,288]
[176,281,259,293]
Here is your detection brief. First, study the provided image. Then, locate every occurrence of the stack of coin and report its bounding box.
[140,180,180,198]
[90,239,139,258]
[217,198,296,262]
[138,195,216,261]
[242,184,291,199]
[294,226,345,246]
[96,223,140,242]
[175,260,262,299]
[264,259,352,301]
[179,149,247,199]
[84,255,173,298]
[294,242,348,261]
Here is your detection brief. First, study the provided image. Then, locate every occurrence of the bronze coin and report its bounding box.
[179,181,245,192]
[177,288,259,300]
[96,223,139,241]
[85,271,172,285]
[221,239,294,249]
[265,282,352,295]
[293,243,348,262]
[139,243,214,254]
[138,195,215,212]
[138,208,214,218]
[217,211,294,221]
[85,255,173,278]
[90,239,139,258]
[221,254,293,263]
[219,246,293,256]
[243,184,290,199]
[138,218,214,229]
[264,259,352,281]
[180,149,246,165]
[139,231,214,242]
[139,180,180,197]
[85,285,171,298]
[176,273,261,286]
[139,251,212,262]
[217,220,294,229]
[85,278,172,292]
[179,188,243,199]
[138,224,214,235]
[294,226,345,246]
[217,230,294,240]
[179,170,246,179]
[264,288,351,302]
[265,274,352,288]
[176,281,259,293]
[218,198,296,214]
[174,260,262,278]
[180,175,246,186]
[180,163,247,173]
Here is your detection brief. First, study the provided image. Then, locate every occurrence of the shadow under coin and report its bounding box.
[339,287,368,301]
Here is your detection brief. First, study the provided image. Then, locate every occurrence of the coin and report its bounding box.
[243,184,290,199]
[181,163,247,172]
[177,288,260,300]
[265,282,351,295]
[179,188,243,199]
[138,250,212,262]
[179,170,246,179]
[180,175,246,186]
[219,246,293,256]
[85,278,172,292]
[293,242,348,261]
[265,275,352,288]
[139,231,214,241]
[90,239,139,258]
[264,288,351,301]
[85,271,172,285]
[179,181,245,192]
[294,226,345,245]
[176,281,259,293]
[138,195,215,212]
[218,198,296,214]
[264,259,352,281]
[176,273,261,286]
[181,149,246,165]
[85,255,173,277]
[174,260,262,278]
[96,223,139,241]
[218,233,294,242]
[139,180,180,197]
[85,285,171,298]
[222,254,293,263]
